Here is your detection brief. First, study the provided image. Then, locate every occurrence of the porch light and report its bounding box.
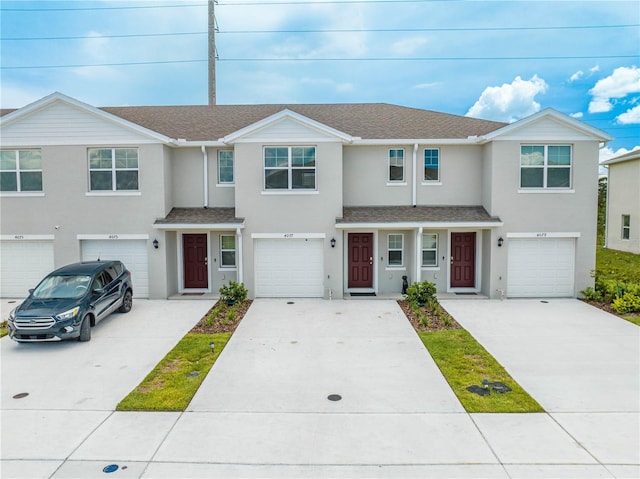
[153,239,159,249]
[330,238,336,248]
[497,237,504,247]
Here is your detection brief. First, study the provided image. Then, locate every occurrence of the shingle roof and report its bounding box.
[97,103,506,141]
[154,207,244,225]
[337,206,501,225]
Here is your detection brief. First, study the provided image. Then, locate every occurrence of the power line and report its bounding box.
[0,3,206,12]
[3,23,638,41]
[2,54,636,70]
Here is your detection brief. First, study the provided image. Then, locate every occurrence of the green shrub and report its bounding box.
[405,280,437,306]
[612,293,640,314]
[219,281,248,304]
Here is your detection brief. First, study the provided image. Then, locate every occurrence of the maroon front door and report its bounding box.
[451,232,476,288]
[348,233,373,288]
[183,234,208,289]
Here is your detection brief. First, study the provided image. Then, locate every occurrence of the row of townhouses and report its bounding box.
[0,92,612,299]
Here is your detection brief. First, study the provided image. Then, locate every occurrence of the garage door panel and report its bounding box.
[0,241,54,297]
[81,240,148,298]
[255,239,324,298]
[507,238,575,298]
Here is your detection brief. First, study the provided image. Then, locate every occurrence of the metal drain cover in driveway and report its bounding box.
[327,394,342,401]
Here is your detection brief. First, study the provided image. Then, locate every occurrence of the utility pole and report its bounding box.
[208,0,216,105]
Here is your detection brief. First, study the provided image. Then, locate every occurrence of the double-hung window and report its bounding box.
[422,233,438,267]
[622,215,631,240]
[388,234,404,267]
[0,149,43,192]
[89,148,139,191]
[389,149,404,182]
[520,145,572,189]
[218,150,234,184]
[220,235,236,268]
[424,149,440,182]
[264,146,316,190]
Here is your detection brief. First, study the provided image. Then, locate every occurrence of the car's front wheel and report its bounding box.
[78,315,91,342]
[118,289,133,313]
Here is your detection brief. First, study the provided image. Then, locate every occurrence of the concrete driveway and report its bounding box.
[2,298,639,478]
[442,298,640,471]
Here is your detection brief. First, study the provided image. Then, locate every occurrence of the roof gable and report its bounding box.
[221,109,354,144]
[482,108,613,143]
[602,149,640,166]
[0,92,171,146]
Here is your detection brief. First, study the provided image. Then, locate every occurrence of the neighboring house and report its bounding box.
[0,92,612,300]
[603,150,640,254]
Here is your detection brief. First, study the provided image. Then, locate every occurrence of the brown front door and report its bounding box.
[451,232,476,288]
[348,233,373,288]
[183,234,208,289]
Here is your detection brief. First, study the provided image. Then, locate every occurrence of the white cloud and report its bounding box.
[570,112,584,119]
[414,82,439,90]
[617,104,640,124]
[569,70,584,82]
[465,75,548,122]
[590,65,600,74]
[588,65,640,113]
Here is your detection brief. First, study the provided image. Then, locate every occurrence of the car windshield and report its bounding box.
[32,274,92,299]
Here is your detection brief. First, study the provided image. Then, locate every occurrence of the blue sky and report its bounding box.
[1,0,639,161]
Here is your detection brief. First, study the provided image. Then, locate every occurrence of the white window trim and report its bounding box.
[423,148,440,182]
[519,144,572,190]
[421,233,439,268]
[387,233,404,268]
[220,234,237,269]
[0,149,43,193]
[88,147,140,193]
[218,150,234,185]
[263,146,317,191]
[388,148,405,183]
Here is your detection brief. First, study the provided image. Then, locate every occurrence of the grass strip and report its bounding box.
[117,333,231,412]
[0,321,8,338]
[418,329,544,413]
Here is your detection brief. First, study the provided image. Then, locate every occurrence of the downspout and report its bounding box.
[412,143,418,206]
[236,227,243,283]
[416,226,423,283]
[604,166,610,248]
[201,145,209,208]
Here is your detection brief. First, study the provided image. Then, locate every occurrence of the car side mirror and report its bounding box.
[92,287,105,295]
[28,288,34,294]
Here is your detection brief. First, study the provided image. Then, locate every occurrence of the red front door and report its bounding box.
[348,233,373,288]
[451,232,476,288]
[183,234,208,289]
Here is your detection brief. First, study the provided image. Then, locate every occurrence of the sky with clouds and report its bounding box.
[1,0,638,161]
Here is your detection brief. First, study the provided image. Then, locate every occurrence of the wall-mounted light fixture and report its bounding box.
[330,238,336,248]
[497,237,504,247]
[153,239,159,249]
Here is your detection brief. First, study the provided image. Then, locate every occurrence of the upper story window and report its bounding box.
[424,149,440,182]
[388,149,405,182]
[388,234,404,267]
[622,214,630,240]
[0,149,42,192]
[220,235,236,268]
[422,233,438,267]
[264,146,316,190]
[218,150,234,184]
[88,148,138,191]
[520,145,572,189]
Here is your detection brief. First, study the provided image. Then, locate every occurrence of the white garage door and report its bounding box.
[0,240,54,297]
[254,238,324,297]
[507,238,575,298]
[81,240,149,298]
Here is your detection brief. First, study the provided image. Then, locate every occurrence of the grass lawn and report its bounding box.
[0,322,7,338]
[117,333,231,411]
[596,246,640,283]
[418,329,544,413]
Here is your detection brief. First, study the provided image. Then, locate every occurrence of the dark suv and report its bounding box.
[8,261,133,343]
